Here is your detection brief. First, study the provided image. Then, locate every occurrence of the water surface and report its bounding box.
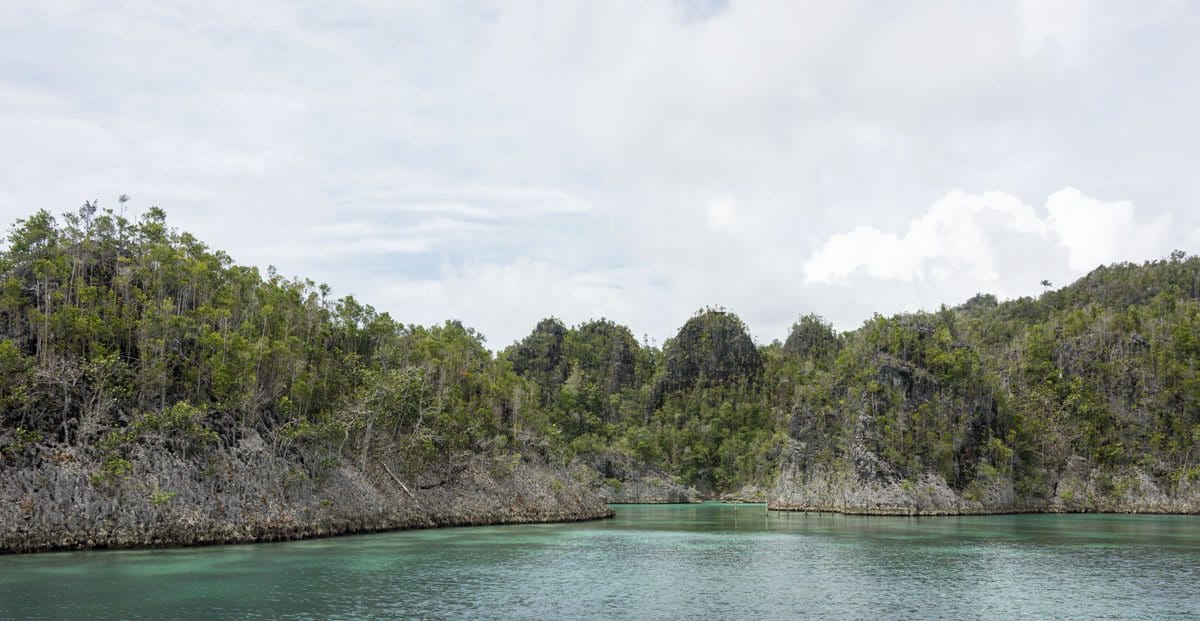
[2,504,1197,619]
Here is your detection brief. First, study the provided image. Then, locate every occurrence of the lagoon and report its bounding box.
[2,503,1198,619]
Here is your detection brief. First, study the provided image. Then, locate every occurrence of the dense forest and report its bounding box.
[0,203,553,484]
[0,204,617,555]
[2,204,1200,531]
[501,251,1200,508]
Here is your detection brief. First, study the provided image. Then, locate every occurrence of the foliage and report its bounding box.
[0,203,554,488]
[504,253,1200,496]
[149,488,177,506]
[5,202,1200,500]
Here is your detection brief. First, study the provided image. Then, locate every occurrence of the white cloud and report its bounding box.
[1045,187,1171,272]
[804,190,1049,285]
[1,1,1199,346]
[803,188,1171,308]
[1017,0,1094,60]
[704,196,742,233]
[377,258,669,348]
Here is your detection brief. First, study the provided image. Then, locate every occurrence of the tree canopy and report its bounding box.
[3,203,1199,501]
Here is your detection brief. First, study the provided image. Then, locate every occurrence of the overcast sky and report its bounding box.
[3,1,1199,348]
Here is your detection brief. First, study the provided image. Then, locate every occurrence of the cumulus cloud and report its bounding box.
[1045,188,1171,272]
[804,190,1047,284]
[804,188,1171,300]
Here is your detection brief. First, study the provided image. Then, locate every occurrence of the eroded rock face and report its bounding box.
[572,453,703,504]
[769,461,1010,516]
[0,437,612,554]
[770,379,1200,516]
[1044,457,1200,513]
[771,353,1200,516]
[717,485,769,503]
[769,445,1200,515]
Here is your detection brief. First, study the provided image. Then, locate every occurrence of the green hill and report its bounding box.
[3,204,1199,553]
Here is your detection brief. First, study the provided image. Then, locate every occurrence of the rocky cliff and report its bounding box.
[0,436,612,554]
[768,311,1200,517]
[572,453,702,503]
[770,442,1200,515]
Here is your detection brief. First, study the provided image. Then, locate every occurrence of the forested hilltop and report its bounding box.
[504,252,1200,512]
[0,204,609,553]
[2,205,1200,552]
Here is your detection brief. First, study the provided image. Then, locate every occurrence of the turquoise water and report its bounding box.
[2,503,1198,619]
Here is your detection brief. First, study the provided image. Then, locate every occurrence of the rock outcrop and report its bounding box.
[572,453,702,503]
[769,446,1200,515]
[717,485,769,503]
[770,345,1200,516]
[0,436,612,554]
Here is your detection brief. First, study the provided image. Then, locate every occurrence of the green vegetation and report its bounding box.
[149,488,177,506]
[0,204,549,488]
[504,309,780,492]
[2,203,1199,503]
[504,259,1200,498]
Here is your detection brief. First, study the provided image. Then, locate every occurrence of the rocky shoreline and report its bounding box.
[572,453,704,504]
[768,460,1200,516]
[0,435,612,554]
[10,437,1197,556]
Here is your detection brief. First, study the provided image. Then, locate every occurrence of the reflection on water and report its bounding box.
[2,503,1197,619]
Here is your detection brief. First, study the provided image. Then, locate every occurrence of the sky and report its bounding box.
[2,1,1199,349]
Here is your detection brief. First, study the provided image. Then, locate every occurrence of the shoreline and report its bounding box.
[605,499,1200,516]
[3,507,615,556]
[0,441,614,555]
[765,503,1200,516]
[10,500,1197,556]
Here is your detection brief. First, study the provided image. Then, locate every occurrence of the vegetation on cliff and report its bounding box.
[0,203,562,503]
[505,257,1200,507]
[3,203,1199,519]
[504,309,781,493]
